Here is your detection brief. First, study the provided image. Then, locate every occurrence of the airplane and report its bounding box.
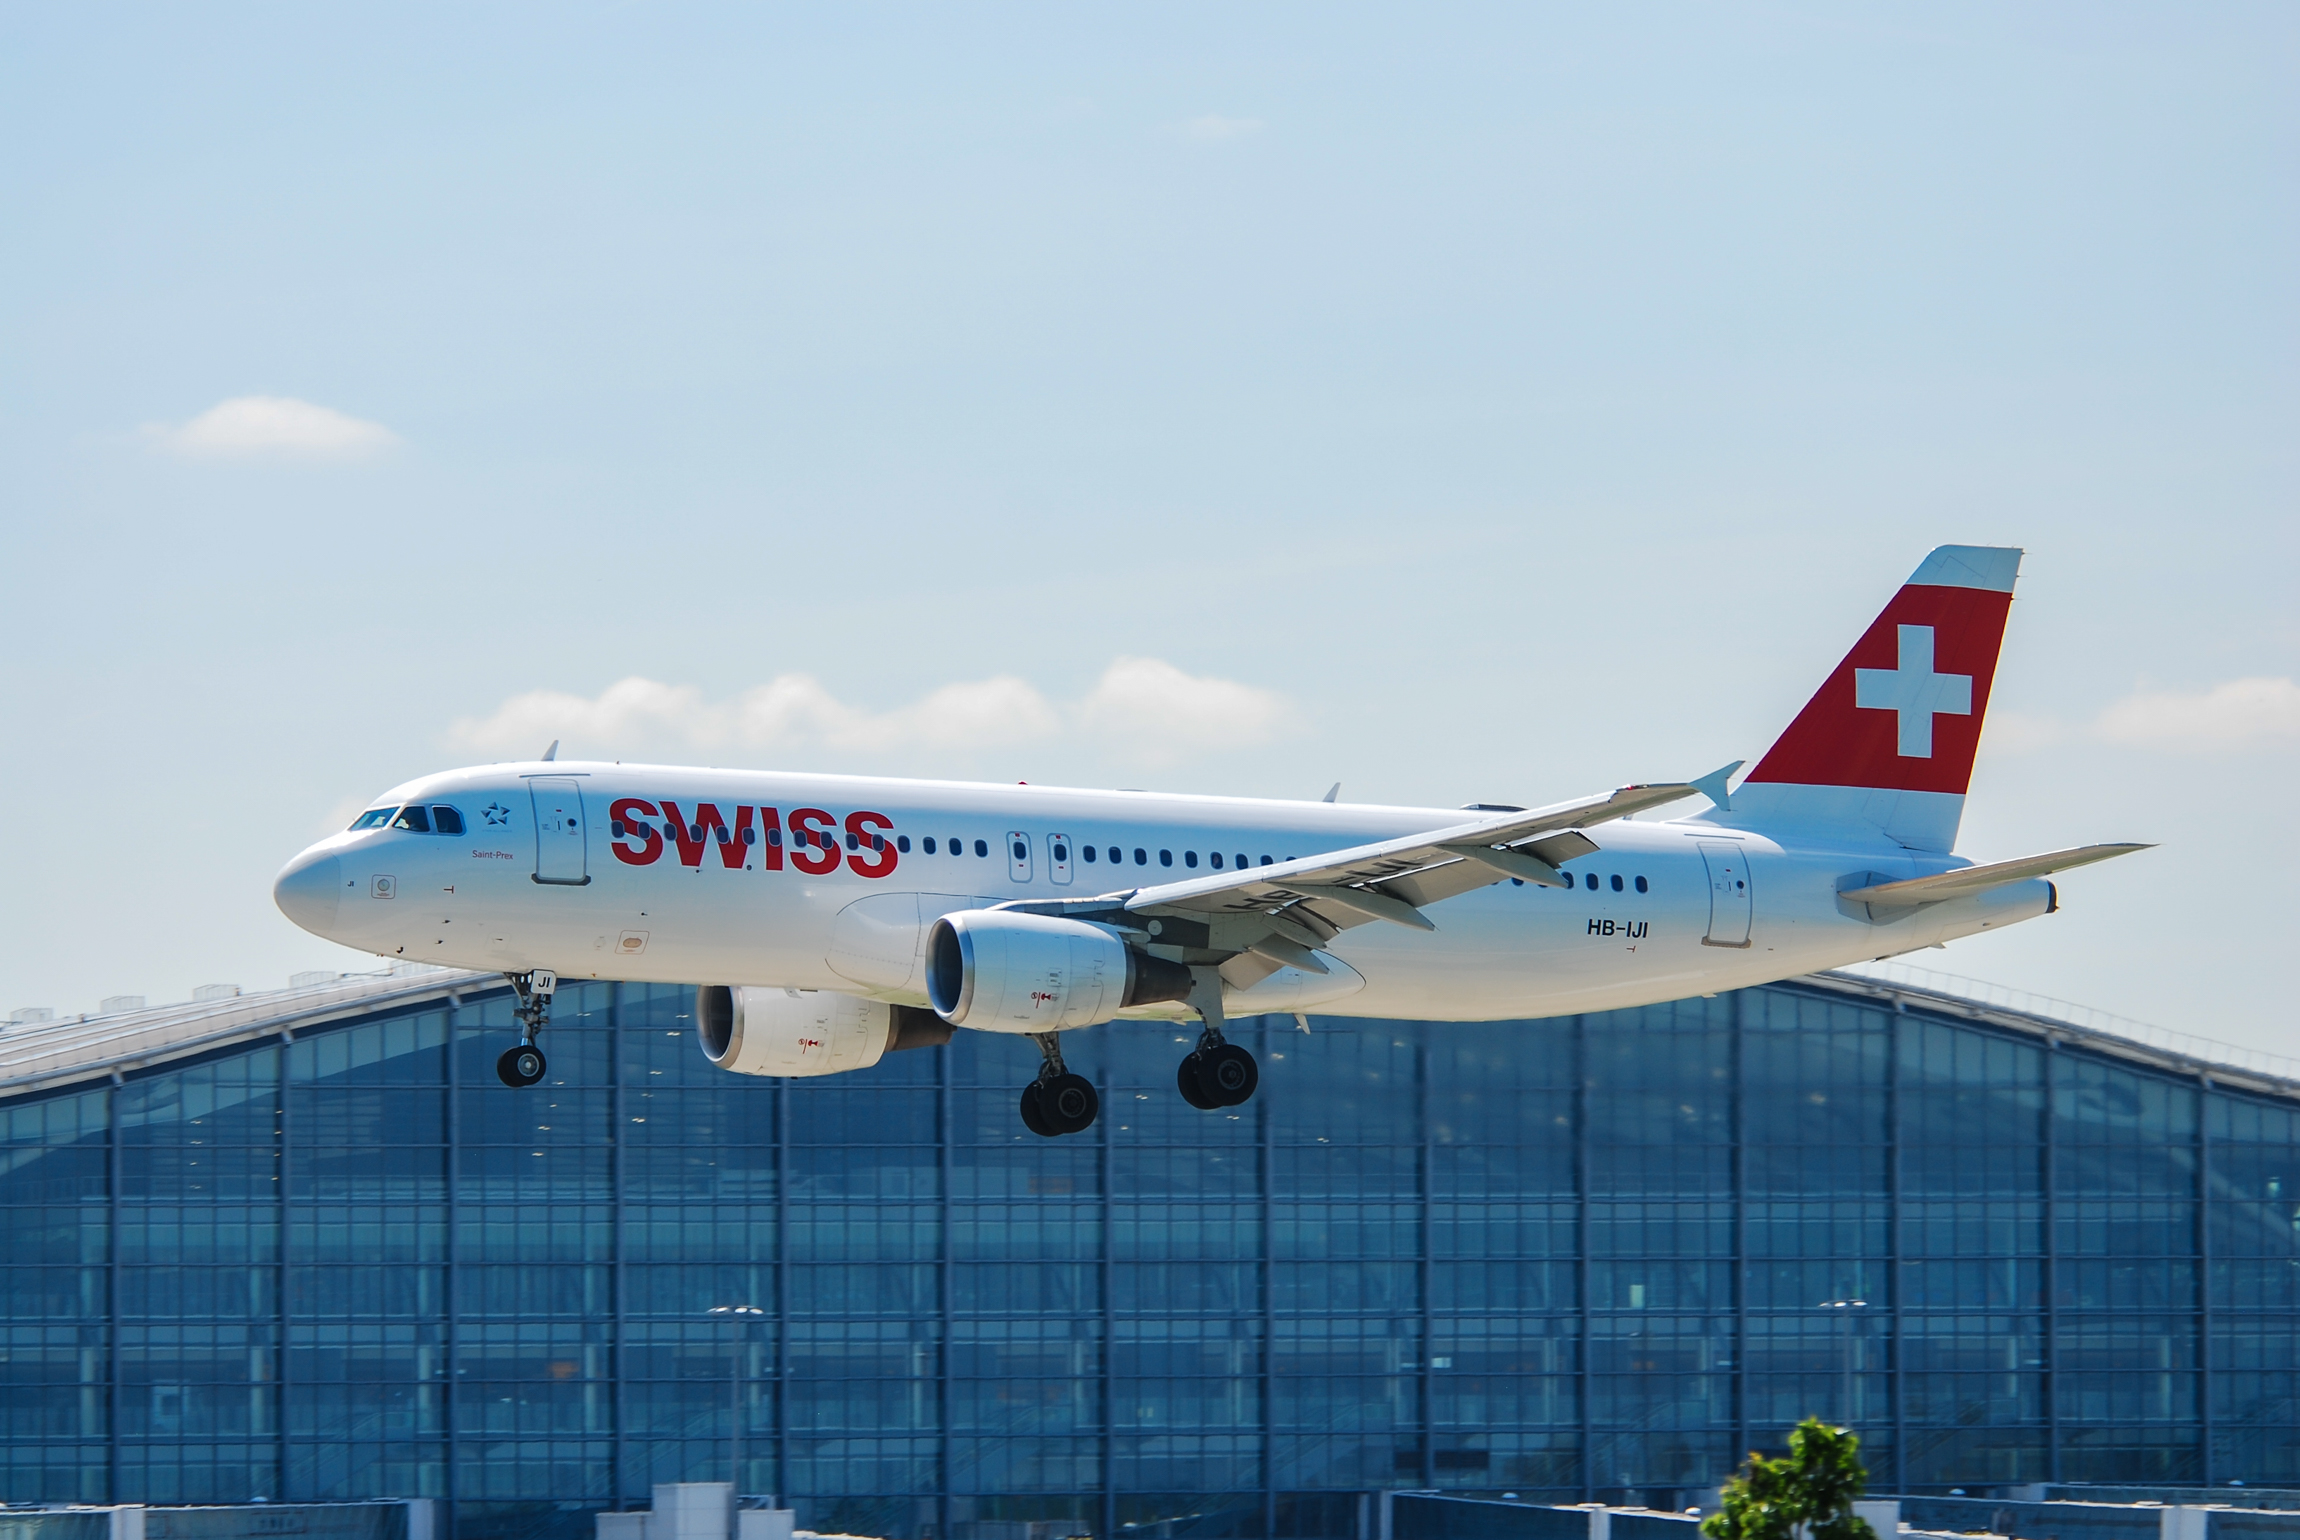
[274,544,2147,1137]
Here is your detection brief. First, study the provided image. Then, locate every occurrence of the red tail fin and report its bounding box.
[1715,546,2020,853]
[1745,545,2020,796]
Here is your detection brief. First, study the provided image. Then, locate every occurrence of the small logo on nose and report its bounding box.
[371,874,397,900]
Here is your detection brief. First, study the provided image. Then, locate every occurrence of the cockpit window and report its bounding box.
[431,805,466,836]
[392,806,432,833]
[349,808,396,831]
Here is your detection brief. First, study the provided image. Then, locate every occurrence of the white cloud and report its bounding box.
[1080,656,1289,756]
[448,659,1283,765]
[1179,113,1264,142]
[2094,677,2300,752]
[1988,677,2300,756]
[145,396,399,459]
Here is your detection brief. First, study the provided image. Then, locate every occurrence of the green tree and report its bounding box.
[1701,1418,1876,1540]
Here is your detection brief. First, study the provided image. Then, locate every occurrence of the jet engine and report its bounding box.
[926,909,1192,1031]
[697,986,951,1077]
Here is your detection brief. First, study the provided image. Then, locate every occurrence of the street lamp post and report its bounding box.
[709,1305,766,1494]
[1817,1298,1868,1428]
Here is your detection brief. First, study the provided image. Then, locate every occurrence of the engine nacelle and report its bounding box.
[926,909,1192,1032]
[697,986,951,1077]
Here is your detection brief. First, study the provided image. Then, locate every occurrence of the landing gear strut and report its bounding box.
[497,970,556,1088]
[1176,968,1257,1111]
[1020,1032,1098,1137]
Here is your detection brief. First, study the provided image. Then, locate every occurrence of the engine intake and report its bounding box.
[697,986,951,1077]
[926,909,1191,1031]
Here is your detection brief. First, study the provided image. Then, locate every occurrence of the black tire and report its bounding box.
[1045,1073,1098,1135]
[1205,1043,1258,1106]
[497,1044,546,1088]
[1177,1052,1222,1111]
[1019,1081,1058,1138]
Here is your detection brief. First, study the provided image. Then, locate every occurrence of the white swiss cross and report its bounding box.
[1855,624,1972,758]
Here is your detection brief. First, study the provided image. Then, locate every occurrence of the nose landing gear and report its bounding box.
[496,970,556,1088]
[1020,1032,1098,1137]
[1176,967,1257,1111]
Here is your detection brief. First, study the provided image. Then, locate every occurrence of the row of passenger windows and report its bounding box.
[349,805,467,836]
[377,803,1653,893]
[911,837,1283,868]
[608,823,1294,868]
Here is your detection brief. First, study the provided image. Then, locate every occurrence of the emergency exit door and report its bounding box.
[530,778,590,886]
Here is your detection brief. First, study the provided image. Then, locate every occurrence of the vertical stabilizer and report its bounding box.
[1712,544,2020,853]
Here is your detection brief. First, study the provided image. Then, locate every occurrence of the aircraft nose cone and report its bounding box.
[274,849,342,936]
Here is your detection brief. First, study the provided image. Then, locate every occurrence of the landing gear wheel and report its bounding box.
[1019,1081,1058,1138]
[1203,1042,1258,1106]
[1177,1052,1223,1111]
[1044,1073,1098,1134]
[497,1044,547,1088]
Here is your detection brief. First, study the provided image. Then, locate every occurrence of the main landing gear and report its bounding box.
[1176,967,1257,1112]
[1021,1033,1098,1138]
[497,969,556,1088]
[1011,969,1259,1134]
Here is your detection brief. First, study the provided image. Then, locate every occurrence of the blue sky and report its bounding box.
[3,4,2294,1053]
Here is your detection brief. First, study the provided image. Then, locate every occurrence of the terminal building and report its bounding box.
[2,966,2296,1539]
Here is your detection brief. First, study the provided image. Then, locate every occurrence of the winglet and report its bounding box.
[1322,782,1340,803]
[1691,761,1743,812]
[541,740,560,762]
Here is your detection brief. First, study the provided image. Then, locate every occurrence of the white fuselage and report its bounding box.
[280,760,2047,1027]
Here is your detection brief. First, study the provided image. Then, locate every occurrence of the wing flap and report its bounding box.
[1840,843,2153,909]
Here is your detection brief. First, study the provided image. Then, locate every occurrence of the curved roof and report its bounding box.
[0,963,2290,1104]
[0,966,500,1100]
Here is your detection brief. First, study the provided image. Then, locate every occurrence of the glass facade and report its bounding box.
[4,977,2297,1538]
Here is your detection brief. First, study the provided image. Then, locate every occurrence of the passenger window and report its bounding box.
[1584,873,1598,890]
[1053,841,1069,862]
[1082,845,1097,863]
[431,806,465,836]
[1611,874,1623,892]
[897,835,912,853]
[974,839,989,858]
[767,827,783,847]
[846,832,860,851]
[1109,847,1122,863]
[349,808,395,831]
[1185,851,1199,868]
[1012,838,1027,861]
[1635,875,1648,893]
[741,826,756,845]
[392,806,431,833]
[1159,850,1173,867]
[1134,848,1147,866]
[612,819,627,838]
[1236,854,1248,870]
[923,837,936,854]
[1260,856,1273,866]
[1210,852,1223,869]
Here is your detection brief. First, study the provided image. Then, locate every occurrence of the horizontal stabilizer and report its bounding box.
[1839,843,2153,910]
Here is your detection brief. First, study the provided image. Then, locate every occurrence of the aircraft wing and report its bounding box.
[1039,781,1692,983]
[1839,843,2153,911]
